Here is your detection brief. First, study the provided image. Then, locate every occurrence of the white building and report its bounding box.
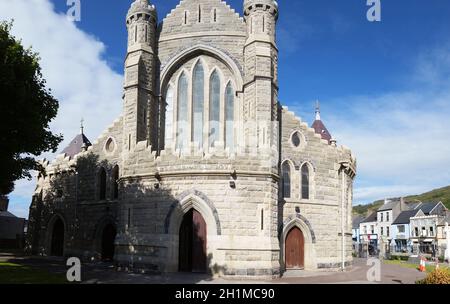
[410,202,447,255]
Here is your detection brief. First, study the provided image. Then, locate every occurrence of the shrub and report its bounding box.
[416,268,450,285]
[389,255,409,261]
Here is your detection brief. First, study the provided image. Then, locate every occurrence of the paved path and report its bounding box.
[0,254,428,284]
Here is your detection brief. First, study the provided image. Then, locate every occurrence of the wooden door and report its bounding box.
[192,210,207,272]
[179,209,207,272]
[285,227,304,269]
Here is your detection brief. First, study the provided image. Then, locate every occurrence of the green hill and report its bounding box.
[353,185,450,216]
[405,185,450,209]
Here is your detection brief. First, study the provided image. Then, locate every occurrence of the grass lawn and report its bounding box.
[0,261,68,284]
[383,259,450,274]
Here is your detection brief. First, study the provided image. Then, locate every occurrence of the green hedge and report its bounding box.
[389,255,410,261]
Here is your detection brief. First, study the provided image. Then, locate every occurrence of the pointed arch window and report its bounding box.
[301,164,310,200]
[176,72,188,150]
[225,83,234,152]
[112,166,119,200]
[164,85,174,148]
[209,71,220,148]
[282,162,291,198]
[192,62,205,148]
[98,167,107,200]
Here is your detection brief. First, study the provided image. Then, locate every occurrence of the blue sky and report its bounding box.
[1,0,450,218]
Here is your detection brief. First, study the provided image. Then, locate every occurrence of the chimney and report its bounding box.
[0,196,9,212]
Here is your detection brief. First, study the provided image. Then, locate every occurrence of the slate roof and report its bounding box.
[392,210,421,225]
[0,211,17,218]
[378,200,399,211]
[418,202,441,215]
[352,215,365,229]
[361,212,378,223]
[407,202,423,210]
[61,133,92,158]
[311,119,332,142]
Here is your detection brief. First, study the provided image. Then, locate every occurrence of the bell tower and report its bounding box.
[123,0,158,151]
[243,0,279,152]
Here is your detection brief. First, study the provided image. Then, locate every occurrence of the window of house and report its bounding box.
[301,164,310,200]
[192,62,204,148]
[364,226,367,234]
[176,72,188,150]
[387,227,390,237]
[430,227,434,237]
[225,83,234,152]
[282,162,291,199]
[380,213,383,222]
[209,71,220,148]
[386,212,390,222]
[398,225,405,233]
[422,227,427,237]
[381,227,384,236]
[371,225,375,234]
[415,227,419,237]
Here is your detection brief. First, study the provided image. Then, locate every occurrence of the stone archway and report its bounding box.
[281,215,317,271]
[50,217,65,257]
[165,190,221,273]
[93,217,117,261]
[101,223,117,261]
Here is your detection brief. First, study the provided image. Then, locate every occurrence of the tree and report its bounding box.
[0,21,63,195]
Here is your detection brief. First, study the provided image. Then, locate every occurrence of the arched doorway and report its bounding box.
[101,224,116,261]
[285,227,305,269]
[179,209,207,273]
[50,218,65,257]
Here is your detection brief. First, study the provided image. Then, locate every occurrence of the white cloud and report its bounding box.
[0,0,123,218]
[287,42,450,205]
[327,47,450,204]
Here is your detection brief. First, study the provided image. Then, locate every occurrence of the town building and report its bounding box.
[410,202,447,255]
[0,196,26,249]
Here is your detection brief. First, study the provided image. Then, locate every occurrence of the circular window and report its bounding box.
[291,132,301,147]
[105,138,115,153]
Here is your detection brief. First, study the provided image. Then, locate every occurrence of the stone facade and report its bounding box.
[27,0,356,278]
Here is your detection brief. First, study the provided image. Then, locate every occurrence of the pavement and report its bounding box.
[0,253,429,284]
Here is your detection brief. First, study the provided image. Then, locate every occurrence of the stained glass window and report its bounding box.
[209,71,220,148]
[165,86,174,148]
[192,62,204,148]
[225,83,234,152]
[176,72,188,150]
[282,162,291,198]
[301,164,310,200]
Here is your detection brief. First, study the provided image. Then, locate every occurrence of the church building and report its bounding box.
[27,0,356,278]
